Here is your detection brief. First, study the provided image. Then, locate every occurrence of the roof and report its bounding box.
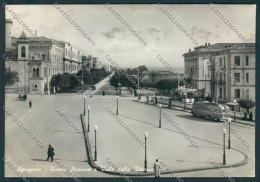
[184,43,255,57]
[19,31,27,39]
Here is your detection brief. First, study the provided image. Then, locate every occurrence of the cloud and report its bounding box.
[190,26,213,42]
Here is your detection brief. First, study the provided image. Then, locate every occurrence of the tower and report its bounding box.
[5,19,13,51]
[17,31,30,94]
[17,31,29,60]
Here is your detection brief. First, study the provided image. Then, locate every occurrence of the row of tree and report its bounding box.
[50,69,110,93]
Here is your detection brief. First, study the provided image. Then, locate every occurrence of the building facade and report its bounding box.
[183,43,255,102]
[81,55,99,71]
[142,70,184,83]
[61,42,81,73]
[5,20,83,94]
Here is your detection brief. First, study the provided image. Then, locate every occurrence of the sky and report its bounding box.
[6,4,256,69]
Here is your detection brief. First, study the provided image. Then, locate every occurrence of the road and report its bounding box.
[5,76,255,177]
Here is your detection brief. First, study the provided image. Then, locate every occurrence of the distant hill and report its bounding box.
[147,67,184,74]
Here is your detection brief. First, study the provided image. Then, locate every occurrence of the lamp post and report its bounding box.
[233,99,236,122]
[228,118,231,149]
[94,125,98,161]
[183,93,187,110]
[116,96,119,115]
[144,132,148,172]
[84,95,86,116]
[118,82,121,95]
[159,104,162,128]
[88,106,90,132]
[223,128,226,165]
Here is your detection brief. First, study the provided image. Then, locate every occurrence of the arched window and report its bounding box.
[21,46,26,57]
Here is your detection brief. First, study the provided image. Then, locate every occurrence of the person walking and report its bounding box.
[154,159,161,178]
[47,145,55,162]
[103,91,105,96]
[29,100,32,108]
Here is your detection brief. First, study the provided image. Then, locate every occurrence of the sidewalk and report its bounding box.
[80,96,248,176]
[134,99,255,127]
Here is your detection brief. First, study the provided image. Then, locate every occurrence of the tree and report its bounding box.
[179,77,192,87]
[156,79,178,94]
[110,71,138,89]
[5,69,19,86]
[239,99,255,113]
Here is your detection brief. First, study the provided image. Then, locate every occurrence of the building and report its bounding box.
[5,31,64,94]
[183,43,255,102]
[142,70,184,83]
[5,20,82,94]
[60,42,81,73]
[81,55,99,71]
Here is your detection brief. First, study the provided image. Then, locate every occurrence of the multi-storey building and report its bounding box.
[183,43,255,102]
[5,31,64,94]
[5,19,82,94]
[60,42,81,73]
[210,43,255,103]
[81,55,99,71]
[142,70,184,83]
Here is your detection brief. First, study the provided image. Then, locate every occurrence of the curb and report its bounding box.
[80,113,249,177]
[133,100,255,126]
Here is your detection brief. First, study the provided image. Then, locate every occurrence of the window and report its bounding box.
[246,73,249,83]
[235,89,240,98]
[219,73,222,81]
[44,67,47,77]
[219,58,222,66]
[246,56,249,66]
[21,46,26,57]
[32,56,34,60]
[33,67,39,77]
[224,57,226,67]
[219,87,222,99]
[42,54,45,60]
[235,56,240,66]
[224,88,226,99]
[234,73,240,82]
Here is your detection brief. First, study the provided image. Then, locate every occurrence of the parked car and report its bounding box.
[191,101,230,121]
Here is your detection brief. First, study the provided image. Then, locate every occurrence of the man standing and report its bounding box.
[154,159,161,178]
[29,100,32,108]
[47,145,55,162]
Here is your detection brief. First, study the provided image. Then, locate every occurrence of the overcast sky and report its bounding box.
[6,4,256,68]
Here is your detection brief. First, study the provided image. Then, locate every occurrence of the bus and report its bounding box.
[191,101,230,121]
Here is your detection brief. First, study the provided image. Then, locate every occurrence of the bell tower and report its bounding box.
[17,31,29,60]
[17,31,30,94]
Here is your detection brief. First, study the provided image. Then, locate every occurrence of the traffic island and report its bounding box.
[80,113,248,177]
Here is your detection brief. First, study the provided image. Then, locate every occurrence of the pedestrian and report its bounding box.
[29,100,32,108]
[47,145,55,162]
[154,159,161,178]
[103,91,105,96]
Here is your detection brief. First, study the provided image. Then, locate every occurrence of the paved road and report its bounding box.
[5,76,254,177]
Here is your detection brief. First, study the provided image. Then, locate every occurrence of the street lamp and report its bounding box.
[183,93,187,110]
[84,95,86,116]
[116,96,119,115]
[228,118,231,149]
[81,81,84,95]
[88,106,90,132]
[118,82,122,95]
[144,132,148,172]
[233,99,236,122]
[223,128,226,165]
[94,125,98,161]
[159,104,162,128]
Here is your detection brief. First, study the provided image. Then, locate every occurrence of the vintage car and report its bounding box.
[191,101,230,121]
